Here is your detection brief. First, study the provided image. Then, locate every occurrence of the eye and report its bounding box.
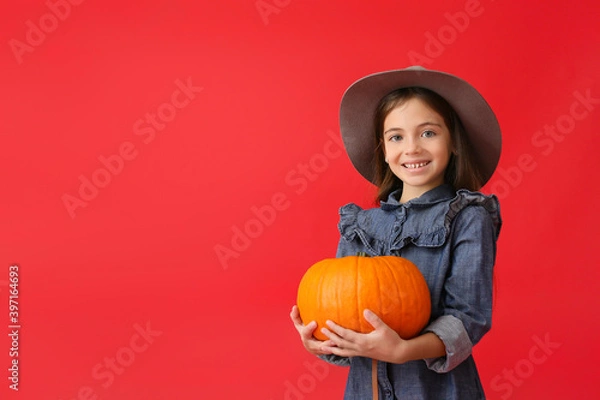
[388,134,402,142]
[422,130,436,138]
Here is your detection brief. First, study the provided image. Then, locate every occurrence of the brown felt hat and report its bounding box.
[339,66,502,189]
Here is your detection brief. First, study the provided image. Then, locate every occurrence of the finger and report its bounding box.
[363,309,384,329]
[306,335,337,356]
[320,327,338,341]
[321,326,354,352]
[326,320,354,339]
[290,306,314,330]
[320,339,337,348]
[290,310,301,327]
[321,342,353,358]
[303,321,317,334]
[290,305,301,322]
[295,321,315,338]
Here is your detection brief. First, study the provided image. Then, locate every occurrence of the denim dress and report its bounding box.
[321,184,502,399]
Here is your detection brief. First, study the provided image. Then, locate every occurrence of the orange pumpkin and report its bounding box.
[297,254,431,341]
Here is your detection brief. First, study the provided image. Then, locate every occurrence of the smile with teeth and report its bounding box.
[403,161,430,169]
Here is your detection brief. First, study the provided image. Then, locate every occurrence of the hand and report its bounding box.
[290,305,336,356]
[320,309,408,364]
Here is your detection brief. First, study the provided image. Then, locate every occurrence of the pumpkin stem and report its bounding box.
[356,252,370,257]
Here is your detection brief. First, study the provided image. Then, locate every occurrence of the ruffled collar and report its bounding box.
[380,184,457,211]
[338,184,501,254]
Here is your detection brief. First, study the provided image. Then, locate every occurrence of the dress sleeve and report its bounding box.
[423,204,499,372]
[318,354,352,367]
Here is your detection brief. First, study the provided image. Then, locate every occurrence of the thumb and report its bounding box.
[363,309,384,329]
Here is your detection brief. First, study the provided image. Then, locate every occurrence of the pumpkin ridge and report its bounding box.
[387,257,402,334]
[355,256,362,333]
[404,261,417,337]
[408,259,430,336]
[316,265,325,338]
[338,262,345,331]
[364,257,374,334]
[369,258,385,330]
[405,260,419,337]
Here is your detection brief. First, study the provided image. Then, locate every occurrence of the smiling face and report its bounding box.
[382,97,454,203]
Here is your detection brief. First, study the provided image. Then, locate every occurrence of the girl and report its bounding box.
[291,66,502,399]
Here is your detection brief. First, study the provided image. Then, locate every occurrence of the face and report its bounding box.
[382,97,454,202]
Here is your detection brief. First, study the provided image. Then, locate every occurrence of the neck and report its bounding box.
[399,184,443,203]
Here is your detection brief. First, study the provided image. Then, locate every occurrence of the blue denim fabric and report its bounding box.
[320,184,501,399]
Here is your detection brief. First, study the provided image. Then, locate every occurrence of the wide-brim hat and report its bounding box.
[339,66,502,189]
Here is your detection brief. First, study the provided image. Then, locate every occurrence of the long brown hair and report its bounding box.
[372,87,483,203]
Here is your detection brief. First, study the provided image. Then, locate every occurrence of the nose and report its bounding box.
[404,137,420,154]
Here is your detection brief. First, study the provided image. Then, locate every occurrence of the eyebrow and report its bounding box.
[384,122,443,135]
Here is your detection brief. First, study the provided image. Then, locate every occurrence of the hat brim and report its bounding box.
[339,66,501,189]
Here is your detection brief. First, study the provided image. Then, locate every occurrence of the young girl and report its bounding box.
[291,66,502,399]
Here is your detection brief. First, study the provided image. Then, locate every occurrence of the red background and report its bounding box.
[2,0,599,399]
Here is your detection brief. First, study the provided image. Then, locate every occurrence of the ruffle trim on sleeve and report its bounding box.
[446,190,502,239]
[338,203,362,240]
[338,203,385,255]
